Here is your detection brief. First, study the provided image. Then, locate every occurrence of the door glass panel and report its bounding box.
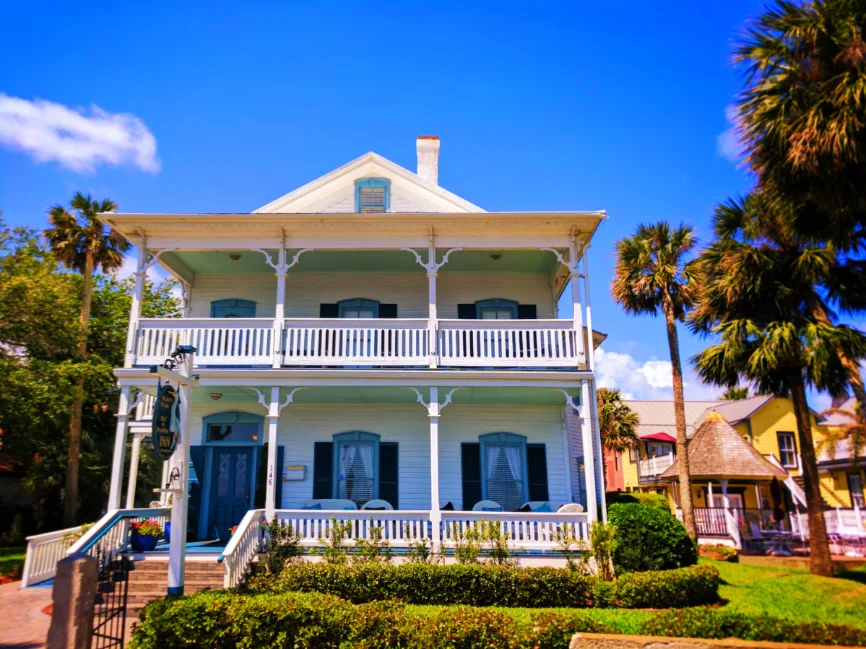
[208,423,259,443]
[217,453,231,498]
[485,444,524,511]
[337,442,375,505]
[234,453,248,499]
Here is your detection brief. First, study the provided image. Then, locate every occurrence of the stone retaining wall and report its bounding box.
[569,633,862,649]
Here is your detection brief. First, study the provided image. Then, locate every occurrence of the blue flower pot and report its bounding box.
[131,532,158,552]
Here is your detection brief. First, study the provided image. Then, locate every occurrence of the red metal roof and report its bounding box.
[642,432,677,443]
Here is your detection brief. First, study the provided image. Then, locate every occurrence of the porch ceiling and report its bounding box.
[188,385,573,406]
[163,249,559,275]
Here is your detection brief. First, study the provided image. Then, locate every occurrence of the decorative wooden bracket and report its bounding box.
[137,248,177,276]
[253,248,314,274]
[408,387,461,414]
[402,247,462,274]
[249,387,307,415]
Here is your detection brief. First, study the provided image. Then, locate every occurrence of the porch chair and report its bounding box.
[301,498,357,510]
[472,500,503,512]
[361,499,394,511]
[520,501,552,513]
[557,503,585,513]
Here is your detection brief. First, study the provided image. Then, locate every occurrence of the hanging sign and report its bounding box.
[152,383,181,461]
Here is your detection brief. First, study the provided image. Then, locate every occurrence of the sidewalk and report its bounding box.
[0,581,51,649]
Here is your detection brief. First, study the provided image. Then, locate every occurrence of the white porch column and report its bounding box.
[107,386,131,510]
[588,378,607,522]
[708,481,714,504]
[582,246,595,372]
[272,245,287,369]
[428,387,441,549]
[125,434,143,509]
[265,386,280,520]
[123,240,147,368]
[721,479,730,508]
[579,379,598,523]
[569,234,586,363]
[427,271,438,369]
[168,348,194,596]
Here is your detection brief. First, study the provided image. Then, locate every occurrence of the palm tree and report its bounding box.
[597,388,639,452]
[44,193,127,525]
[735,0,866,248]
[612,222,699,540]
[720,386,750,401]
[690,197,866,577]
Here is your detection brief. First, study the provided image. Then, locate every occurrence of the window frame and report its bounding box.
[475,298,518,320]
[202,411,265,446]
[479,432,528,510]
[776,431,798,469]
[338,298,380,319]
[354,178,391,213]
[332,431,380,504]
[210,299,257,318]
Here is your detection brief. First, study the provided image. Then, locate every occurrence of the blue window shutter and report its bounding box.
[527,444,549,501]
[457,304,476,319]
[312,442,333,499]
[210,299,256,318]
[461,443,482,510]
[320,303,339,318]
[354,178,391,213]
[188,446,206,541]
[276,445,285,509]
[379,304,398,318]
[517,304,537,319]
[379,443,399,509]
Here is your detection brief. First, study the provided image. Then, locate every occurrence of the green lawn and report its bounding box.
[0,546,25,577]
[404,559,866,632]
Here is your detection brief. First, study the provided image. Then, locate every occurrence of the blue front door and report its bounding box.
[209,447,256,543]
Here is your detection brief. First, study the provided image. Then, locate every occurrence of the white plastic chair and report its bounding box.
[361,499,394,511]
[301,498,357,510]
[472,500,503,512]
[557,503,585,513]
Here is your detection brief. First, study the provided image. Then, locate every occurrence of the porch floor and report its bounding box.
[141,540,226,555]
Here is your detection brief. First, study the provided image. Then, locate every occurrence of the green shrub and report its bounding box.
[607,503,697,573]
[640,608,866,646]
[525,612,617,649]
[605,491,671,513]
[613,564,719,608]
[274,561,716,609]
[414,607,525,649]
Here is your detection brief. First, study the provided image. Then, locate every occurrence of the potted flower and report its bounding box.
[229,525,238,537]
[130,520,163,552]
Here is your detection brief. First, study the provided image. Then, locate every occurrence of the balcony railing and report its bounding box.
[638,453,675,478]
[133,317,584,369]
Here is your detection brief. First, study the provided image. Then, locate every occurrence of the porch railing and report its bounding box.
[437,319,580,367]
[692,507,728,536]
[136,318,274,366]
[440,510,589,550]
[21,508,169,588]
[132,317,584,369]
[282,318,429,366]
[638,453,675,477]
[220,509,264,588]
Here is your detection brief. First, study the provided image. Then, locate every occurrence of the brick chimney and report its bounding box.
[416,136,440,185]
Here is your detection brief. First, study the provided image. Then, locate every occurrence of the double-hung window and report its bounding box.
[777,432,798,468]
[475,298,518,320]
[479,433,527,511]
[333,431,379,506]
[355,178,390,213]
[339,298,379,319]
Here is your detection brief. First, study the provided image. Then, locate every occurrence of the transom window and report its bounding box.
[475,298,518,320]
[480,433,527,511]
[203,412,263,444]
[333,431,380,506]
[777,432,798,468]
[355,178,390,213]
[338,298,379,319]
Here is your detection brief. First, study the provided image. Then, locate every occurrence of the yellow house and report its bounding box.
[815,397,865,509]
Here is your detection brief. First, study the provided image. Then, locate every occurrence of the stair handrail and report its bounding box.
[219,509,264,589]
[66,507,170,556]
[22,524,90,587]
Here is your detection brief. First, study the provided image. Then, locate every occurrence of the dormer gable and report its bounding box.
[255,139,485,214]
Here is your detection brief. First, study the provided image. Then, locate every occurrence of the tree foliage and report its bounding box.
[0,221,180,531]
[596,388,639,453]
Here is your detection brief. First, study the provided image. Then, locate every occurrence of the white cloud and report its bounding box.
[595,348,718,401]
[0,94,160,173]
[716,105,743,163]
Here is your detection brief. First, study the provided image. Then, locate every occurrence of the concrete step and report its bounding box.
[121,558,226,611]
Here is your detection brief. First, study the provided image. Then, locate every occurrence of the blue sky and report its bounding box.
[1,1,858,405]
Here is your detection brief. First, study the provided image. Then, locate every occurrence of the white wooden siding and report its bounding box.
[186,403,569,511]
[188,272,554,319]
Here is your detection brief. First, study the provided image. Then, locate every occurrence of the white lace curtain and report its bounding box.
[338,442,374,504]
[485,444,523,511]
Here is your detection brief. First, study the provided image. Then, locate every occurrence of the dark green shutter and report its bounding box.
[313,442,334,499]
[517,304,537,319]
[379,442,399,508]
[527,444,549,501]
[188,446,205,541]
[319,304,339,318]
[379,304,398,318]
[461,443,482,510]
[457,304,476,319]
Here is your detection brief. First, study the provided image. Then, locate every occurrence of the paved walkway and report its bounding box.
[0,581,51,649]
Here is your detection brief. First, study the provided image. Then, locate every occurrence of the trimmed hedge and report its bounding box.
[130,591,866,649]
[266,562,719,609]
[608,502,697,573]
[641,608,866,647]
[605,491,671,513]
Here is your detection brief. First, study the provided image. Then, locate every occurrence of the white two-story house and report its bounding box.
[24,137,607,588]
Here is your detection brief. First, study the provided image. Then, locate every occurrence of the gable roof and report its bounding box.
[819,397,857,427]
[700,395,774,426]
[660,411,788,481]
[255,151,485,214]
[624,400,725,440]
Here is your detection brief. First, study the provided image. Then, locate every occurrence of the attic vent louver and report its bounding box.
[354,178,390,213]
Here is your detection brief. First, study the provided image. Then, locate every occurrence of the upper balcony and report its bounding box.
[132,316,582,369]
